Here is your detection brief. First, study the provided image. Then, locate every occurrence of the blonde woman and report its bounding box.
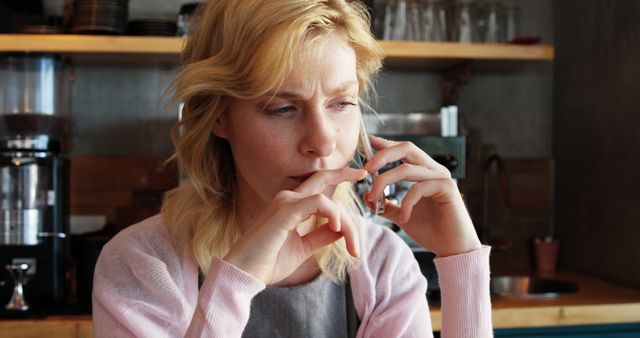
[92,0,492,337]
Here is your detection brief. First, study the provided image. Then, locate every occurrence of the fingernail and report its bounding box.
[368,201,376,213]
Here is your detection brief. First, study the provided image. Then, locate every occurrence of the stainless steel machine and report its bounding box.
[0,53,71,317]
[360,111,467,301]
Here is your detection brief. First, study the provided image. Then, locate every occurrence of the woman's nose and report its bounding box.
[298,110,337,157]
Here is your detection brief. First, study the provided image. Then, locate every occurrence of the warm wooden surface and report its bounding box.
[554,0,640,294]
[0,34,554,69]
[379,40,554,70]
[1,271,639,335]
[0,316,92,338]
[0,34,183,53]
[69,156,178,230]
[0,34,183,64]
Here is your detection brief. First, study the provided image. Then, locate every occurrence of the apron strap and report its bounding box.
[345,274,361,338]
[198,267,204,289]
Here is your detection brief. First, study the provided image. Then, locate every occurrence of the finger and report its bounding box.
[398,179,453,224]
[299,207,360,259]
[279,193,341,232]
[294,168,367,196]
[363,191,375,213]
[301,224,344,255]
[317,203,342,233]
[377,200,403,224]
[367,163,450,204]
[365,136,449,175]
[337,208,360,258]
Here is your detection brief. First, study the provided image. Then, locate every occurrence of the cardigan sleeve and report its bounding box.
[92,231,265,338]
[351,224,493,338]
[434,245,494,338]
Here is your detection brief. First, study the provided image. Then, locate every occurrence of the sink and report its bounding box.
[491,276,579,299]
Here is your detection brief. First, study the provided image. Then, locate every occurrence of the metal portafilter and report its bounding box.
[5,263,31,311]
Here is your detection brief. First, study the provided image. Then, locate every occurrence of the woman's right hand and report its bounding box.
[223,168,366,285]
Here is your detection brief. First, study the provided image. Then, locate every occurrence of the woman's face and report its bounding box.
[216,32,361,213]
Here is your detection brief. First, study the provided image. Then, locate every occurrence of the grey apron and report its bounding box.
[199,271,359,337]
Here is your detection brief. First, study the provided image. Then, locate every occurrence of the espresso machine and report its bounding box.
[0,53,72,317]
[360,110,467,300]
[360,111,466,208]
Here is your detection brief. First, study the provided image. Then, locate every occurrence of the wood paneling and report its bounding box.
[481,158,555,271]
[69,156,178,230]
[554,0,640,290]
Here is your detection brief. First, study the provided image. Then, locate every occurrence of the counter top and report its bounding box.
[1,271,639,336]
[0,315,92,338]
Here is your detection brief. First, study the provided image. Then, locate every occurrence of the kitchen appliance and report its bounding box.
[361,111,467,300]
[0,53,71,317]
[363,112,466,179]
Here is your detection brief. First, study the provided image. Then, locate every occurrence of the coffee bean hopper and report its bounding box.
[0,53,72,317]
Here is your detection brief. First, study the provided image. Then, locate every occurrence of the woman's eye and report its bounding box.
[266,105,296,115]
[336,101,357,109]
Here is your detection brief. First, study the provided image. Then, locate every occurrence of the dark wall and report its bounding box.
[554,1,640,289]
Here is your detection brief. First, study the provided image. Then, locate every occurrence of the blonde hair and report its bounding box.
[162,0,383,282]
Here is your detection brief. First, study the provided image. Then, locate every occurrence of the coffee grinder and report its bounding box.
[0,53,72,317]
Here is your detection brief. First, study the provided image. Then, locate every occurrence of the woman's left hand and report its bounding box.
[363,135,482,257]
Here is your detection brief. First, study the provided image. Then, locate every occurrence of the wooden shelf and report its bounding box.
[0,34,183,64]
[0,34,553,70]
[379,40,554,70]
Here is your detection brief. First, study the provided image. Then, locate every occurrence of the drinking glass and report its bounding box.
[383,0,408,40]
[420,0,448,41]
[406,0,421,40]
[453,0,479,43]
[505,5,521,42]
[483,3,504,43]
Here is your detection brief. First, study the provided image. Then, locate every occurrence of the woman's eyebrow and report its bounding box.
[265,80,359,99]
[328,80,359,96]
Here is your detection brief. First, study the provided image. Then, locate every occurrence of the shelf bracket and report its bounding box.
[440,61,473,107]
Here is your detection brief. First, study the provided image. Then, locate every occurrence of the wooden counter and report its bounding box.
[1,271,639,337]
[0,316,92,338]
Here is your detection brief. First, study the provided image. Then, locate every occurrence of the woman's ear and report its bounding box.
[212,117,228,139]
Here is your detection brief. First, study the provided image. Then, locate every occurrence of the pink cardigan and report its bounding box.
[93,215,493,337]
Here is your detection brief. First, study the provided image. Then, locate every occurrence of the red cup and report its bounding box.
[535,240,559,273]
